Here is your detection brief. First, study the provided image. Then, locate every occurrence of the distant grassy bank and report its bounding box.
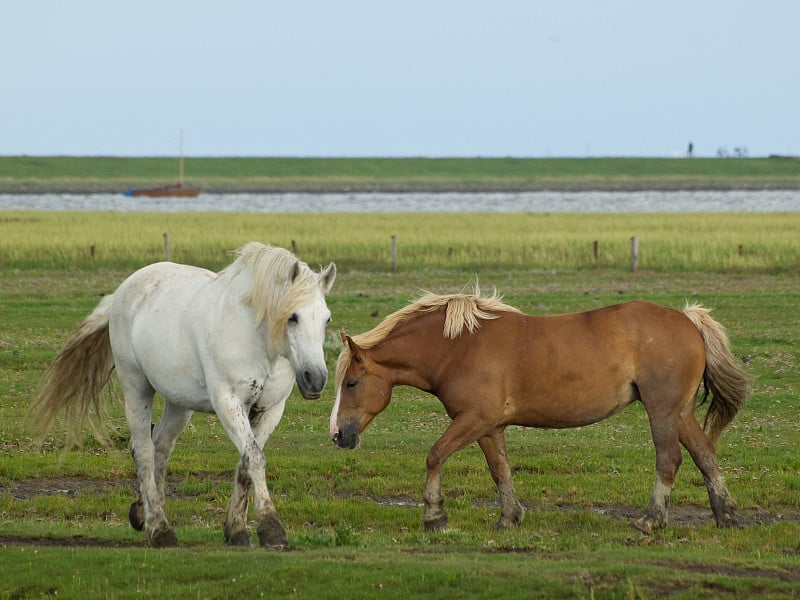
[1,156,799,193]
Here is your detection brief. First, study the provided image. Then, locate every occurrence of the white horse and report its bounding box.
[30,242,336,547]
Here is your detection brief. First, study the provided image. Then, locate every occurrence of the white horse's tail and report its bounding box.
[29,294,117,448]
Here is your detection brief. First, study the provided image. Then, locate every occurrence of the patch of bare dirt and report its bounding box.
[3,476,799,548]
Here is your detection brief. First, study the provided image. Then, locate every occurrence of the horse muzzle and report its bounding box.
[296,366,328,400]
[333,417,360,449]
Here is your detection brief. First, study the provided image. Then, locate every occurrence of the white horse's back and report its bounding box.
[110,261,220,411]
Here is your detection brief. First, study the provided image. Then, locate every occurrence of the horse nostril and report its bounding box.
[332,432,340,444]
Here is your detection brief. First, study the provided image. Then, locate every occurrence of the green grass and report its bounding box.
[1,156,800,192]
[2,211,800,273]
[1,213,799,598]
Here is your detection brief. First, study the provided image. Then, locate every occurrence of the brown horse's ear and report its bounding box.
[339,330,348,344]
[342,334,364,360]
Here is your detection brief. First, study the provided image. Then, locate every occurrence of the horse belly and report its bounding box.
[508,356,637,429]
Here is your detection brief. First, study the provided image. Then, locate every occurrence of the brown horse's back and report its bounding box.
[436,301,705,429]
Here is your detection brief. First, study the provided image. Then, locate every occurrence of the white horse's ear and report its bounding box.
[319,262,336,294]
[289,261,301,283]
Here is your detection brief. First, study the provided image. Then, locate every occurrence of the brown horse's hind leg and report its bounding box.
[634,416,682,535]
[678,413,738,527]
[477,431,524,529]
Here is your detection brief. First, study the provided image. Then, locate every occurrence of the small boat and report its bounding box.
[123,131,201,197]
[123,183,201,198]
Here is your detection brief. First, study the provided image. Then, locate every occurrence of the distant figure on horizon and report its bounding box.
[687,141,694,158]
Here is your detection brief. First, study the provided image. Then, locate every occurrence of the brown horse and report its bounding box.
[330,290,750,534]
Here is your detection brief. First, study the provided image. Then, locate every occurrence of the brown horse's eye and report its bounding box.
[345,379,358,389]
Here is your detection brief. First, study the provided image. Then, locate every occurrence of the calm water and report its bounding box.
[1,190,799,212]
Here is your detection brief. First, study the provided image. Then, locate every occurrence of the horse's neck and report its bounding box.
[373,310,448,393]
[214,269,276,353]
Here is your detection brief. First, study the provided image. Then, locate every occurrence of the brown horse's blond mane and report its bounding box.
[336,287,520,386]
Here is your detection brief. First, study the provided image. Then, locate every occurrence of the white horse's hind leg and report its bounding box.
[122,376,178,547]
[153,403,194,503]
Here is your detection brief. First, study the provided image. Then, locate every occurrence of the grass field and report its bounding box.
[1,212,799,598]
[2,156,800,193]
[2,211,799,273]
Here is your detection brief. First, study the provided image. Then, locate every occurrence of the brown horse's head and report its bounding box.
[330,333,392,449]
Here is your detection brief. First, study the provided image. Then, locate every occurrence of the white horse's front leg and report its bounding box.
[216,389,288,548]
[225,398,288,546]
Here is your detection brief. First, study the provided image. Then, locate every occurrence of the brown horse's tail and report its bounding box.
[683,303,751,444]
[28,294,117,448]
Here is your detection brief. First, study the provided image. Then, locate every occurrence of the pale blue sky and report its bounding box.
[2,1,797,157]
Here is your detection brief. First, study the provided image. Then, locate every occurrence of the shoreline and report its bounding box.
[3,180,800,195]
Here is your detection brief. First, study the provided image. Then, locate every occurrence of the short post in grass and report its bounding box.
[163,232,171,262]
[391,235,397,271]
[593,240,599,262]
[630,236,639,272]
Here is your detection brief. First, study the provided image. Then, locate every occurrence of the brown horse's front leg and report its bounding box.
[478,431,524,529]
[423,467,448,531]
[422,416,488,531]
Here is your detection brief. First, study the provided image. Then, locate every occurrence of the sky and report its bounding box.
[2,1,798,158]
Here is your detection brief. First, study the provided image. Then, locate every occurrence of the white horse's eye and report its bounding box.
[289,313,298,324]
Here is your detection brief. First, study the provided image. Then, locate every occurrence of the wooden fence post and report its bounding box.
[163,233,171,262]
[391,235,397,272]
[630,236,639,272]
[593,240,598,262]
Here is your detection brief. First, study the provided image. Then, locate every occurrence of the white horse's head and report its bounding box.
[283,260,336,399]
[234,243,337,399]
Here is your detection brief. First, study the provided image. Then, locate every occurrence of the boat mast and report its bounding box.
[179,129,185,186]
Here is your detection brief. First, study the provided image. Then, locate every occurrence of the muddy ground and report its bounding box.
[2,476,799,548]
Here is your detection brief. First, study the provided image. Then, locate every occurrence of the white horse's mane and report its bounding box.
[219,242,320,346]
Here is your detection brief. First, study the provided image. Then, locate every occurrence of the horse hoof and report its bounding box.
[423,515,448,532]
[128,500,145,531]
[150,527,178,548]
[496,505,525,530]
[495,515,523,530]
[715,513,740,529]
[257,516,288,548]
[225,530,253,547]
[632,516,666,535]
[631,518,653,535]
